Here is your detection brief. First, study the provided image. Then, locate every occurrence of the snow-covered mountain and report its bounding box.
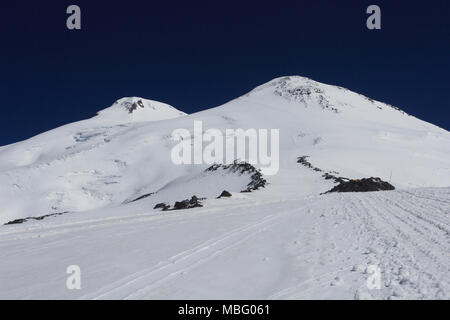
[97,97,186,122]
[0,76,448,224]
[0,76,449,299]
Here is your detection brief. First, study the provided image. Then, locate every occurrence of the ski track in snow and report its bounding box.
[0,188,448,300]
[0,77,449,299]
[80,206,303,300]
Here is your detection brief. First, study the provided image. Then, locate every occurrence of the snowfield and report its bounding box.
[0,187,448,299]
[0,76,449,299]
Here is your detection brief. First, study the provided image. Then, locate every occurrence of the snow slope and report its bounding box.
[0,187,448,299]
[0,76,449,225]
[0,76,449,299]
[97,97,186,122]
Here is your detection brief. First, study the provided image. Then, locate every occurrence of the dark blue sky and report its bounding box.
[1,0,449,145]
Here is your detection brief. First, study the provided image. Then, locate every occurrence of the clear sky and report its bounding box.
[1,0,449,146]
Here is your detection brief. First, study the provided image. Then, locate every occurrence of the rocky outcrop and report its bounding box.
[324,177,395,193]
[173,196,203,210]
[217,190,232,198]
[4,211,68,225]
[130,192,155,203]
[297,156,348,184]
[154,196,203,211]
[206,161,267,193]
[116,98,146,114]
[297,156,395,193]
[154,202,170,211]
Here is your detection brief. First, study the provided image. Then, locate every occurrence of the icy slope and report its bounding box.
[0,76,449,224]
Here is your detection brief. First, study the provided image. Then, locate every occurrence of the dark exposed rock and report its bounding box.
[297,156,348,184]
[205,161,267,193]
[146,162,267,211]
[189,195,199,204]
[243,171,266,192]
[4,211,68,225]
[322,172,347,184]
[136,99,145,108]
[297,156,318,170]
[130,192,155,203]
[154,202,170,210]
[127,99,145,114]
[173,200,190,210]
[128,103,138,113]
[154,196,203,211]
[217,190,232,198]
[5,218,27,225]
[297,156,394,194]
[268,78,340,113]
[324,177,395,193]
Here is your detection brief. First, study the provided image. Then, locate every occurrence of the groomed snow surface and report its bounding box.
[0,76,449,299]
[0,187,448,299]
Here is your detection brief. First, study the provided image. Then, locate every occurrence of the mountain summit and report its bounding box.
[96,97,186,122]
[0,76,449,300]
[0,76,449,224]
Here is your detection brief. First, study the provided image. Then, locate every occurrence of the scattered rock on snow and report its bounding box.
[154,196,203,211]
[297,156,395,193]
[297,156,348,183]
[124,99,145,114]
[297,156,318,170]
